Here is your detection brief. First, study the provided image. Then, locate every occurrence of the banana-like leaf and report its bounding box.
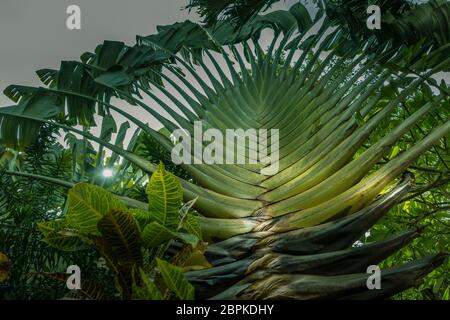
[138,21,218,56]
[0,90,62,150]
[99,114,117,142]
[186,0,285,27]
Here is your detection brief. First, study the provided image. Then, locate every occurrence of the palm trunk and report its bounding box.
[187,175,447,299]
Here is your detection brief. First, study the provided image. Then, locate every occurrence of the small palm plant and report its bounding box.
[0,3,449,299]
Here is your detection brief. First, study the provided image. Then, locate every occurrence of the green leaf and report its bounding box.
[389,146,400,160]
[443,287,450,300]
[99,114,117,141]
[141,222,176,248]
[129,208,151,229]
[97,209,143,267]
[433,277,444,295]
[156,258,194,300]
[182,213,203,240]
[38,220,91,252]
[108,121,131,166]
[176,232,200,247]
[0,150,15,169]
[57,61,96,126]
[132,268,163,300]
[95,67,133,88]
[146,162,183,229]
[289,3,313,31]
[139,21,217,54]
[66,183,127,235]
[0,89,62,149]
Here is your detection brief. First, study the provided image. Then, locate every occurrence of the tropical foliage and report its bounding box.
[0,1,449,300]
[36,163,204,300]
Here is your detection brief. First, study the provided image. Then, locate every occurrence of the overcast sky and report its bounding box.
[0,0,193,106]
[0,0,300,106]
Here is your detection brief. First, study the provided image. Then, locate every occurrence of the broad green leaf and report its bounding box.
[141,222,176,248]
[156,258,194,300]
[108,121,130,166]
[57,61,96,126]
[176,233,200,248]
[132,268,163,300]
[129,208,151,229]
[142,222,200,248]
[260,10,297,34]
[97,209,142,267]
[95,67,133,88]
[0,89,62,149]
[182,213,203,240]
[139,21,216,54]
[389,146,400,160]
[146,162,183,229]
[99,114,117,141]
[38,220,91,252]
[66,183,127,235]
[289,3,313,31]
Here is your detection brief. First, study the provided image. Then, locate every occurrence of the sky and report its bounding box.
[0,0,302,148]
[0,0,198,106]
[0,0,299,106]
